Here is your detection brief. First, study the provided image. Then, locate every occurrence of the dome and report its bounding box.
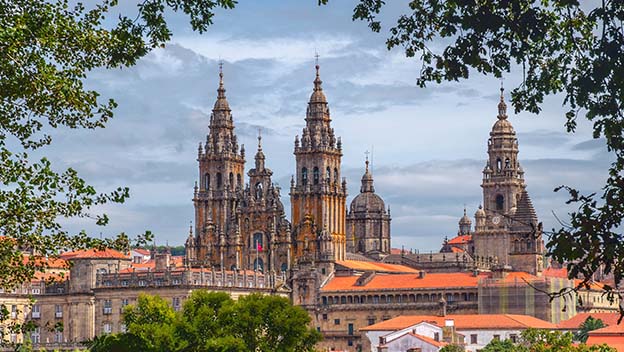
[491,118,514,134]
[350,192,386,213]
[459,208,472,226]
[309,65,327,104]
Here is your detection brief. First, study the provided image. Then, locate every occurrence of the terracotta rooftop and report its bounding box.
[381,332,448,349]
[558,313,623,330]
[587,324,624,352]
[321,272,488,292]
[447,235,471,245]
[132,248,151,256]
[61,248,129,260]
[335,260,418,273]
[361,314,557,331]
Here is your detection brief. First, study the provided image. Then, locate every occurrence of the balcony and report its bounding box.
[103,307,113,315]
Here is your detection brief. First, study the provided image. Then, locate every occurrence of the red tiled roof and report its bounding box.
[321,272,488,292]
[133,248,151,256]
[447,235,471,245]
[450,247,465,253]
[543,267,569,279]
[61,248,129,260]
[335,260,419,273]
[587,325,624,352]
[361,314,557,331]
[558,313,622,329]
[22,255,69,269]
[390,248,403,255]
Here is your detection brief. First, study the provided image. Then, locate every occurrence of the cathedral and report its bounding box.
[185,63,392,273]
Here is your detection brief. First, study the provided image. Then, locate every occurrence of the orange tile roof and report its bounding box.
[408,333,448,347]
[589,324,624,335]
[543,267,569,279]
[132,248,151,256]
[558,313,622,329]
[447,235,471,245]
[450,247,465,253]
[361,314,557,331]
[587,327,624,352]
[335,260,419,273]
[390,248,403,255]
[321,272,488,292]
[61,248,129,260]
[22,255,69,269]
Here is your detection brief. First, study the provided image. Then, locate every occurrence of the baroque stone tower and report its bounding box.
[346,158,391,259]
[472,87,544,275]
[290,64,347,266]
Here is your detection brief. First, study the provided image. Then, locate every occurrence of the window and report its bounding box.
[301,168,308,185]
[121,280,128,287]
[229,172,234,188]
[31,288,41,295]
[334,319,340,325]
[326,167,331,183]
[348,323,354,335]
[173,297,181,311]
[496,158,502,171]
[31,327,40,344]
[313,167,320,184]
[103,300,112,314]
[434,332,440,341]
[237,173,242,188]
[204,173,210,190]
[121,298,129,307]
[216,173,222,188]
[470,334,477,344]
[11,305,17,319]
[368,318,376,326]
[255,182,263,199]
[496,194,504,210]
[138,280,146,287]
[120,324,127,333]
[253,233,263,250]
[510,334,518,343]
[254,258,264,272]
[493,334,500,341]
[173,278,181,285]
[55,305,62,318]
[334,168,339,183]
[322,314,328,320]
[348,340,353,347]
[31,305,40,319]
[103,322,112,334]
[54,331,63,343]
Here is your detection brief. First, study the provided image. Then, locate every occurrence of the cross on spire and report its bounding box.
[314,51,320,66]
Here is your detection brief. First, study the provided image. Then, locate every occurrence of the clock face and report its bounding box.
[492,216,501,225]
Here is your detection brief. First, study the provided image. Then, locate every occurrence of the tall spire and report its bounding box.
[214,61,230,112]
[360,154,375,193]
[255,129,265,170]
[497,83,507,120]
[309,63,327,104]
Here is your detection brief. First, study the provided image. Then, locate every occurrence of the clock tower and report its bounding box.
[472,87,544,275]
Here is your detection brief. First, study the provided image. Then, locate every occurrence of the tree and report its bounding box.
[575,317,606,343]
[89,291,321,352]
[480,329,615,352]
[327,0,624,305]
[440,344,465,352]
[0,0,235,331]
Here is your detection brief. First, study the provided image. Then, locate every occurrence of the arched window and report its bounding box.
[237,173,242,188]
[280,263,287,273]
[216,173,222,189]
[326,167,331,183]
[253,233,263,250]
[313,167,320,184]
[255,182,263,199]
[334,168,339,183]
[505,158,511,169]
[229,172,234,188]
[496,194,504,210]
[204,173,210,190]
[496,158,502,172]
[302,168,308,185]
[253,258,264,272]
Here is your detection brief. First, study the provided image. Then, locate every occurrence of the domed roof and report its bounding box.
[213,70,231,111]
[350,159,386,213]
[459,208,472,226]
[309,65,327,104]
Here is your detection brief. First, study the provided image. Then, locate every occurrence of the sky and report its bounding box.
[47,1,611,251]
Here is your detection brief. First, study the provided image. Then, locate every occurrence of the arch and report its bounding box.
[229,172,234,188]
[334,168,339,183]
[255,182,263,199]
[302,168,308,185]
[253,258,264,272]
[313,167,320,185]
[237,173,242,188]
[526,240,532,251]
[496,194,504,211]
[423,294,429,302]
[348,296,353,304]
[253,233,263,250]
[216,173,222,189]
[355,296,360,304]
[505,158,511,169]
[496,158,502,172]
[341,296,346,304]
[204,173,210,190]
[280,263,287,273]
[453,293,460,301]
[326,166,331,183]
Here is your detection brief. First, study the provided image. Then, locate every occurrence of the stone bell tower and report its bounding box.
[473,87,544,275]
[189,65,245,268]
[290,63,347,266]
